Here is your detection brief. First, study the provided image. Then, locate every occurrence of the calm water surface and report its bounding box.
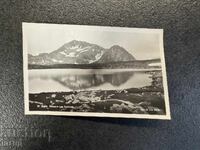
[29,69,152,93]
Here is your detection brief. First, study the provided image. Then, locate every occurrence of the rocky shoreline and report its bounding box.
[29,71,165,115]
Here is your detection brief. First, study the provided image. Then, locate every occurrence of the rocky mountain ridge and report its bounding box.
[28,40,135,65]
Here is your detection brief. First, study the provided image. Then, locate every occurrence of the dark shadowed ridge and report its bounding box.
[96,45,135,63]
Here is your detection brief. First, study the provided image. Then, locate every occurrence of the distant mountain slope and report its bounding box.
[28,40,105,65]
[28,40,136,65]
[96,45,135,63]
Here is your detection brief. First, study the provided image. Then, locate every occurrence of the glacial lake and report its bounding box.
[28,69,155,93]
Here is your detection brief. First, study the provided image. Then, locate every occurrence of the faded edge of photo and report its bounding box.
[22,22,171,120]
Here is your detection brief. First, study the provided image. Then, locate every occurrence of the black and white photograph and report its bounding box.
[23,22,170,119]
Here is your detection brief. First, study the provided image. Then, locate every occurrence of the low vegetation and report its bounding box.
[29,71,165,115]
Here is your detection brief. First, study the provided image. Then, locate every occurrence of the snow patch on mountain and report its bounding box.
[28,40,135,65]
[95,51,104,60]
[76,46,91,52]
[78,49,89,54]
[52,59,63,63]
[60,51,76,57]
[88,51,104,64]
[66,45,80,50]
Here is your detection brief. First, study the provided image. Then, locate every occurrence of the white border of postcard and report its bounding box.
[23,22,171,120]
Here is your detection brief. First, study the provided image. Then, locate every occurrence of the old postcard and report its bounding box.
[23,22,170,119]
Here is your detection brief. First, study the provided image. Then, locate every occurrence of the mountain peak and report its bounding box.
[110,45,124,49]
[63,40,92,48]
[28,41,136,65]
[68,40,90,44]
[68,40,80,44]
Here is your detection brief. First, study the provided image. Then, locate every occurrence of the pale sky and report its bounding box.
[23,23,163,60]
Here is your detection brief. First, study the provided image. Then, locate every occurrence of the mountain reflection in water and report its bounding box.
[53,71,134,90]
[29,69,152,93]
